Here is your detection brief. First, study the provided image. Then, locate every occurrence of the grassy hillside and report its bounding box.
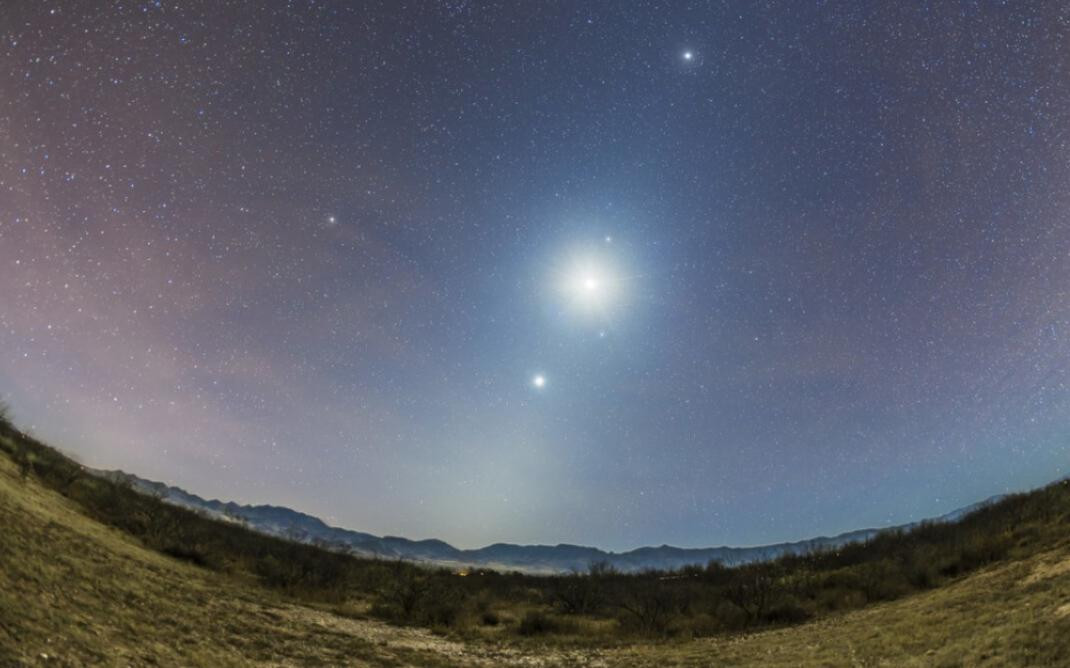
[0,430,594,667]
[610,552,1070,666]
[2,417,1069,665]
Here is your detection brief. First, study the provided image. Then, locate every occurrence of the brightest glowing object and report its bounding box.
[548,243,627,321]
[560,262,618,311]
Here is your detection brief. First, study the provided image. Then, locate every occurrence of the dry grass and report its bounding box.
[2,442,1067,666]
[611,551,1070,667]
[0,450,599,667]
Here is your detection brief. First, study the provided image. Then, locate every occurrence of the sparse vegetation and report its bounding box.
[2,407,1070,665]
[518,610,572,636]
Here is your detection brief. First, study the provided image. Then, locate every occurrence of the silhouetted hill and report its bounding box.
[5,419,1070,665]
[95,468,1004,574]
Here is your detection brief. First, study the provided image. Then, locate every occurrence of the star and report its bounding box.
[327,215,337,225]
[532,374,546,389]
[682,50,694,61]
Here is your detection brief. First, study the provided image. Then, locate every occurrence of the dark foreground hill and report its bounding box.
[2,421,1069,666]
[97,468,1004,574]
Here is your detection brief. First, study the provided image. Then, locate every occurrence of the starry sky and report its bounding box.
[3,2,1070,552]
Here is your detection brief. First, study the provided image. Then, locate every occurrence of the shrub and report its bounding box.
[614,579,682,635]
[416,581,467,627]
[162,544,210,567]
[517,611,560,636]
[723,563,780,622]
[676,612,722,638]
[0,398,12,432]
[552,571,605,614]
[762,600,811,625]
[816,586,867,611]
[711,598,749,630]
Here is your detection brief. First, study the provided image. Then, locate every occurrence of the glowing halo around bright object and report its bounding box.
[544,239,634,329]
[532,374,546,389]
[555,253,621,315]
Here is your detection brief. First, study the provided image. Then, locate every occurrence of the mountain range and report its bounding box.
[95,468,1002,574]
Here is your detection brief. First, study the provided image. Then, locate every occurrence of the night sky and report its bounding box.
[3,2,1070,551]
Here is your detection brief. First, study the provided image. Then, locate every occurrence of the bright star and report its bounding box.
[532,374,546,389]
[327,215,337,225]
[683,50,694,61]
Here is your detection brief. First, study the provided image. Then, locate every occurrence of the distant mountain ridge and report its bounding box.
[94,468,1003,574]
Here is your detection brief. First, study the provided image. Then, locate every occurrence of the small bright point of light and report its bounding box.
[327,215,337,224]
[532,374,546,388]
[582,276,600,292]
[683,51,694,61]
[604,235,613,243]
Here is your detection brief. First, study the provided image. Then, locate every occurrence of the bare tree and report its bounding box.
[0,398,12,432]
[383,560,430,620]
[724,563,780,623]
[588,559,617,576]
[554,572,598,614]
[615,578,680,634]
[0,399,32,478]
[552,559,619,614]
